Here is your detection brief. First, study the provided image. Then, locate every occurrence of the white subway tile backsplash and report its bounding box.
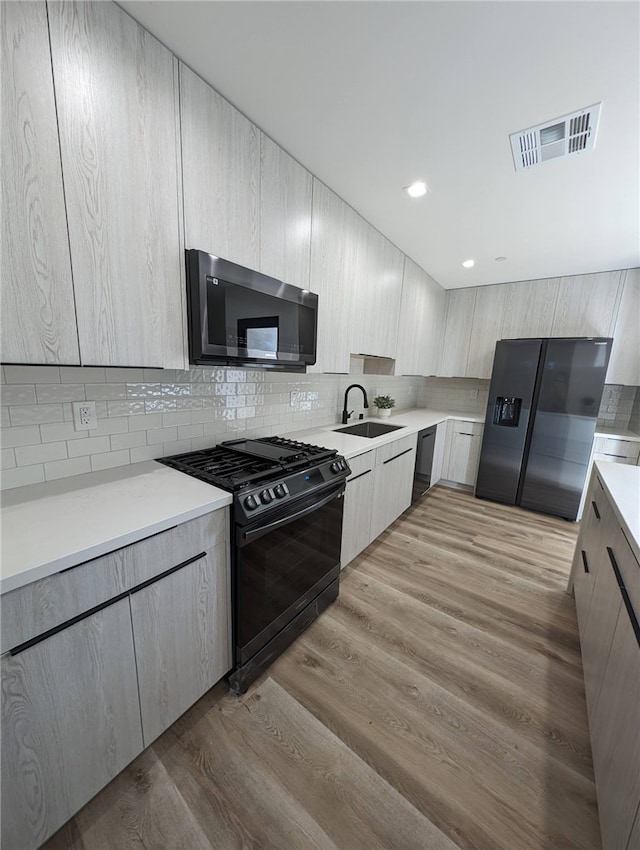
[59,366,106,383]
[4,365,60,384]
[109,431,147,451]
[2,464,45,489]
[161,411,191,427]
[130,444,164,462]
[86,383,128,400]
[35,384,86,404]
[128,413,164,432]
[15,441,68,466]
[40,421,88,443]
[9,404,64,427]
[2,425,44,448]
[88,417,129,437]
[147,426,178,445]
[161,439,192,455]
[144,399,177,413]
[1,385,37,406]
[67,436,111,458]
[104,368,144,382]
[90,450,131,471]
[107,400,146,417]
[44,456,90,481]
[1,408,10,428]
[177,423,204,440]
[1,448,16,469]
[143,368,174,382]
[175,397,204,410]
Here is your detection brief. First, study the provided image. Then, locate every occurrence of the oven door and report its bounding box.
[234,481,344,666]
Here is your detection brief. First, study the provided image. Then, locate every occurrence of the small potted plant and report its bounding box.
[372,395,395,418]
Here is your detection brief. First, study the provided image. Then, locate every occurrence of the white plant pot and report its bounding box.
[376,408,392,418]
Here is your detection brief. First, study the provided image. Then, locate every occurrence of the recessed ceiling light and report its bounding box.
[462,259,475,268]
[403,181,428,198]
[494,256,507,262]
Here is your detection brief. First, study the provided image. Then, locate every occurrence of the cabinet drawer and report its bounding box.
[374,433,417,466]
[593,437,640,462]
[347,450,375,479]
[1,509,227,653]
[450,420,484,437]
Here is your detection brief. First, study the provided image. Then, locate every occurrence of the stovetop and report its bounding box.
[159,436,350,524]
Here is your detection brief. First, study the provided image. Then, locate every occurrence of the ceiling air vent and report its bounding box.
[510,103,602,172]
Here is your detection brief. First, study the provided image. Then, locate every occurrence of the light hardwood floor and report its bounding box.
[43,486,600,850]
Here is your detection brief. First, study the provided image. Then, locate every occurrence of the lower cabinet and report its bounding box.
[370,435,417,540]
[1,599,143,850]
[570,467,640,850]
[340,451,375,569]
[1,509,231,850]
[131,547,231,746]
[442,420,483,486]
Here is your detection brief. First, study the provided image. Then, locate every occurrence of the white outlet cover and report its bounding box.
[72,401,97,431]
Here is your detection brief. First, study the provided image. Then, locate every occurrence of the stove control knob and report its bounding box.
[244,494,259,511]
[260,489,273,504]
[330,462,341,474]
[274,483,287,499]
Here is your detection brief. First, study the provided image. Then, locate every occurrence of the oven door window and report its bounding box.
[235,487,343,654]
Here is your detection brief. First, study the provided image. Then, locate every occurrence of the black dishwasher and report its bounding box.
[412,426,436,502]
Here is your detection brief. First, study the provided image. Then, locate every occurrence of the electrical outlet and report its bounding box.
[72,401,97,431]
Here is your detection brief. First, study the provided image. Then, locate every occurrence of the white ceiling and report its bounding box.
[118,1,640,289]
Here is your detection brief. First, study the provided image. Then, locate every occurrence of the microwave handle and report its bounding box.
[238,484,344,547]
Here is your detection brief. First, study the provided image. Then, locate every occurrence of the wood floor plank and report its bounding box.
[42,486,600,850]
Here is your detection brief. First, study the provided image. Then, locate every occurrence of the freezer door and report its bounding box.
[519,338,612,520]
[475,339,542,504]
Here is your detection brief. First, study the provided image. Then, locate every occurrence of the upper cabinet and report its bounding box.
[438,288,477,377]
[259,135,312,289]
[180,63,260,271]
[48,0,185,369]
[351,220,404,360]
[308,180,358,373]
[607,268,640,385]
[551,271,623,337]
[466,285,507,378]
[395,258,445,376]
[1,1,79,365]
[502,277,560,339]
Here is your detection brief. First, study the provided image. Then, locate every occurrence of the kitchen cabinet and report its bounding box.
[466,284,507,378]
[308,180,358,373]
[429,421,448,487]
[501,276,560,339]
[1,598,143,850]
[628,805,640,850]
[437,288,476,377]
[570,467,640,850]
[607,267,640,385]
[259,134,312,289]
[180,62,260,272]
[442,420,483,487]
[395,258,446,376]
[130,546,231,746]
[352,219,404,360]
[551,270,623,337]
[1,1,79,365]
[48,0,185,369]
[577,436,640,520]
[341,451,375,568]
[370,434,417,541]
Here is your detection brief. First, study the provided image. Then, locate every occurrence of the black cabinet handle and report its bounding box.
[607,546,640,649]
[591,500,600,520]
[383,448,413,465]
[581,550,589,574]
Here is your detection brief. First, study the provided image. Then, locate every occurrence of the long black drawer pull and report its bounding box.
[607,546,640,650]
[581,550,589,574]
[347,469,372,484]
[383,448,413,465]
[591,500,600,520]
[10,551,207,656]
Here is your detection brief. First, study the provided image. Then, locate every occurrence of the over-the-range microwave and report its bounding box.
[186,249,318,372]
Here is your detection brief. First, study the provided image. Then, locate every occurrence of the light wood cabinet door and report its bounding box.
[180,63,260,271]
[352,219,404,360]
[341,452,375,568]
[1,1,79,365]
[607,268,640,385]
[627,804,640,850]
[502,277,560,339]
[49,0,185,369]
[308,180,358,373]
[551,270,623,337]
[130,546,231,747]
[443,420,483,486]
[589,594,640,850]
[466,285,507,378]
[1,598,143,850]
[395,259,446,376]
[260,134,312,289]
[370,441,416,541]
[438,288,476,377]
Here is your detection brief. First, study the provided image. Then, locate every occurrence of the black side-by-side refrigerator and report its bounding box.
[475,337,612,521]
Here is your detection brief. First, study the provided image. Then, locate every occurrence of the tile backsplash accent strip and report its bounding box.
[0,365,420,489]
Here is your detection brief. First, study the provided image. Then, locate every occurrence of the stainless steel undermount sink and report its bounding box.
[333,421,405,438]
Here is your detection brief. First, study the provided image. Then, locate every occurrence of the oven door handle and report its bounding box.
[238,483,345,547]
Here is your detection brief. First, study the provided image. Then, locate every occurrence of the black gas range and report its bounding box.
[159,436,351,693]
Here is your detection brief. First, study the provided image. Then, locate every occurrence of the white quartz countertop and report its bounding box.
[287,408,483,459]
[593,461,640,561]
[0,462,231,594]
